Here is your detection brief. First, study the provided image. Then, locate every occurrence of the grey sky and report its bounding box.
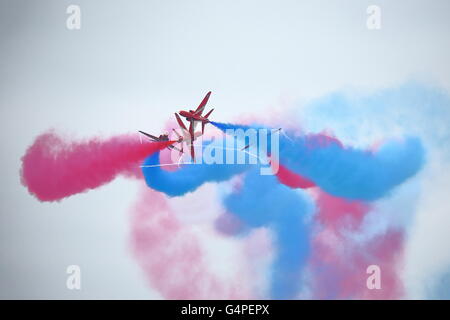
[0,0,449,299]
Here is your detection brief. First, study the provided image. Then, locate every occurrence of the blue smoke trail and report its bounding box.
[301,82,450,150]
[428,270,450,299]
[142,138,251,197]
[279,135,425,201]
[211,121,425,201]
[141,121,425,299]
[224,169,313,299]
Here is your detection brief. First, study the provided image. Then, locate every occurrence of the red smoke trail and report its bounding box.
[20,131,173,202]
[275,163,316,189]
[130,187,252,299]
[307,191,404,299]
[309,228,404,299]
[316,191,369,230]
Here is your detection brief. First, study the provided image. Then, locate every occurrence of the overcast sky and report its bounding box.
[0,0,449,299]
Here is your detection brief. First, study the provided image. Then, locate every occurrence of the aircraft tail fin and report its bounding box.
[202,109,214,134]
[204,108,214,118]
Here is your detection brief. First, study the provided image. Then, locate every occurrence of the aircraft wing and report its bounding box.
[175,113,188,131]
[175,113,192,142]
[193,91,211,116]
[172,129,184,141]
[138,130,160,141]
[192,120,199,131]
[178,119,195,162]
[188,118,195,142]
[168,144,184,153]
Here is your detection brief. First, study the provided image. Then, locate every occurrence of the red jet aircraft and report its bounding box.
[138,130,184,154]
[174,114,203,163]
[177,91,214,135]
[174,91,214,162]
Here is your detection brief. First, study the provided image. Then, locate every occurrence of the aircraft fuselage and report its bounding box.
[179,110,209,122]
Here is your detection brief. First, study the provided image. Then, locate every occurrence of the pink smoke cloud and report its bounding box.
[316,191,370,230]
[309,228,404,299]
[20,131,172,202]
[130,186,253,299]
[307,191,404,299]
